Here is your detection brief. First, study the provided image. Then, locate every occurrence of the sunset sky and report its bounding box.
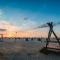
[0,0,60,37]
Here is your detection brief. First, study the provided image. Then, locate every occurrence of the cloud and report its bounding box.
[0,9,3,16]
[0,20,48,37]
[0,19,38,32]
[0,20,21,32]
[19,19,38,31]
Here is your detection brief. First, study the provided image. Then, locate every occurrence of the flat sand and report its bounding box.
[0,40,60,60]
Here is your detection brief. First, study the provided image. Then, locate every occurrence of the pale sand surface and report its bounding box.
[0,39,60,60]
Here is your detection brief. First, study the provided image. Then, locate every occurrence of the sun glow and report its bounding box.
[2,31,48,38]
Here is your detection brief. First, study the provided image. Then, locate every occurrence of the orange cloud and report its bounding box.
[0,20,21,32]
[0,20,48,38]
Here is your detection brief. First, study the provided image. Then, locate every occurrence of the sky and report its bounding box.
[0,0,60,37]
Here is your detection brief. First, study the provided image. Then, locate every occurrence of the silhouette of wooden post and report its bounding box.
[46,22,60,48]
[1,34,3,40]
[0,34,3,41]
[15,32,17,42]
[0,29,6,41]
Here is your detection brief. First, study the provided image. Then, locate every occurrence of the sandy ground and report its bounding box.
[0,39,60,60]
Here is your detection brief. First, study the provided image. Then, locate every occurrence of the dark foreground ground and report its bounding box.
[0,39,60,60]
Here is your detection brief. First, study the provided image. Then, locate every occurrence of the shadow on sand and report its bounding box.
[40,47,60,55]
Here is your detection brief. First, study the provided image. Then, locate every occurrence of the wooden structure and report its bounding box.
[46,22,60,48]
